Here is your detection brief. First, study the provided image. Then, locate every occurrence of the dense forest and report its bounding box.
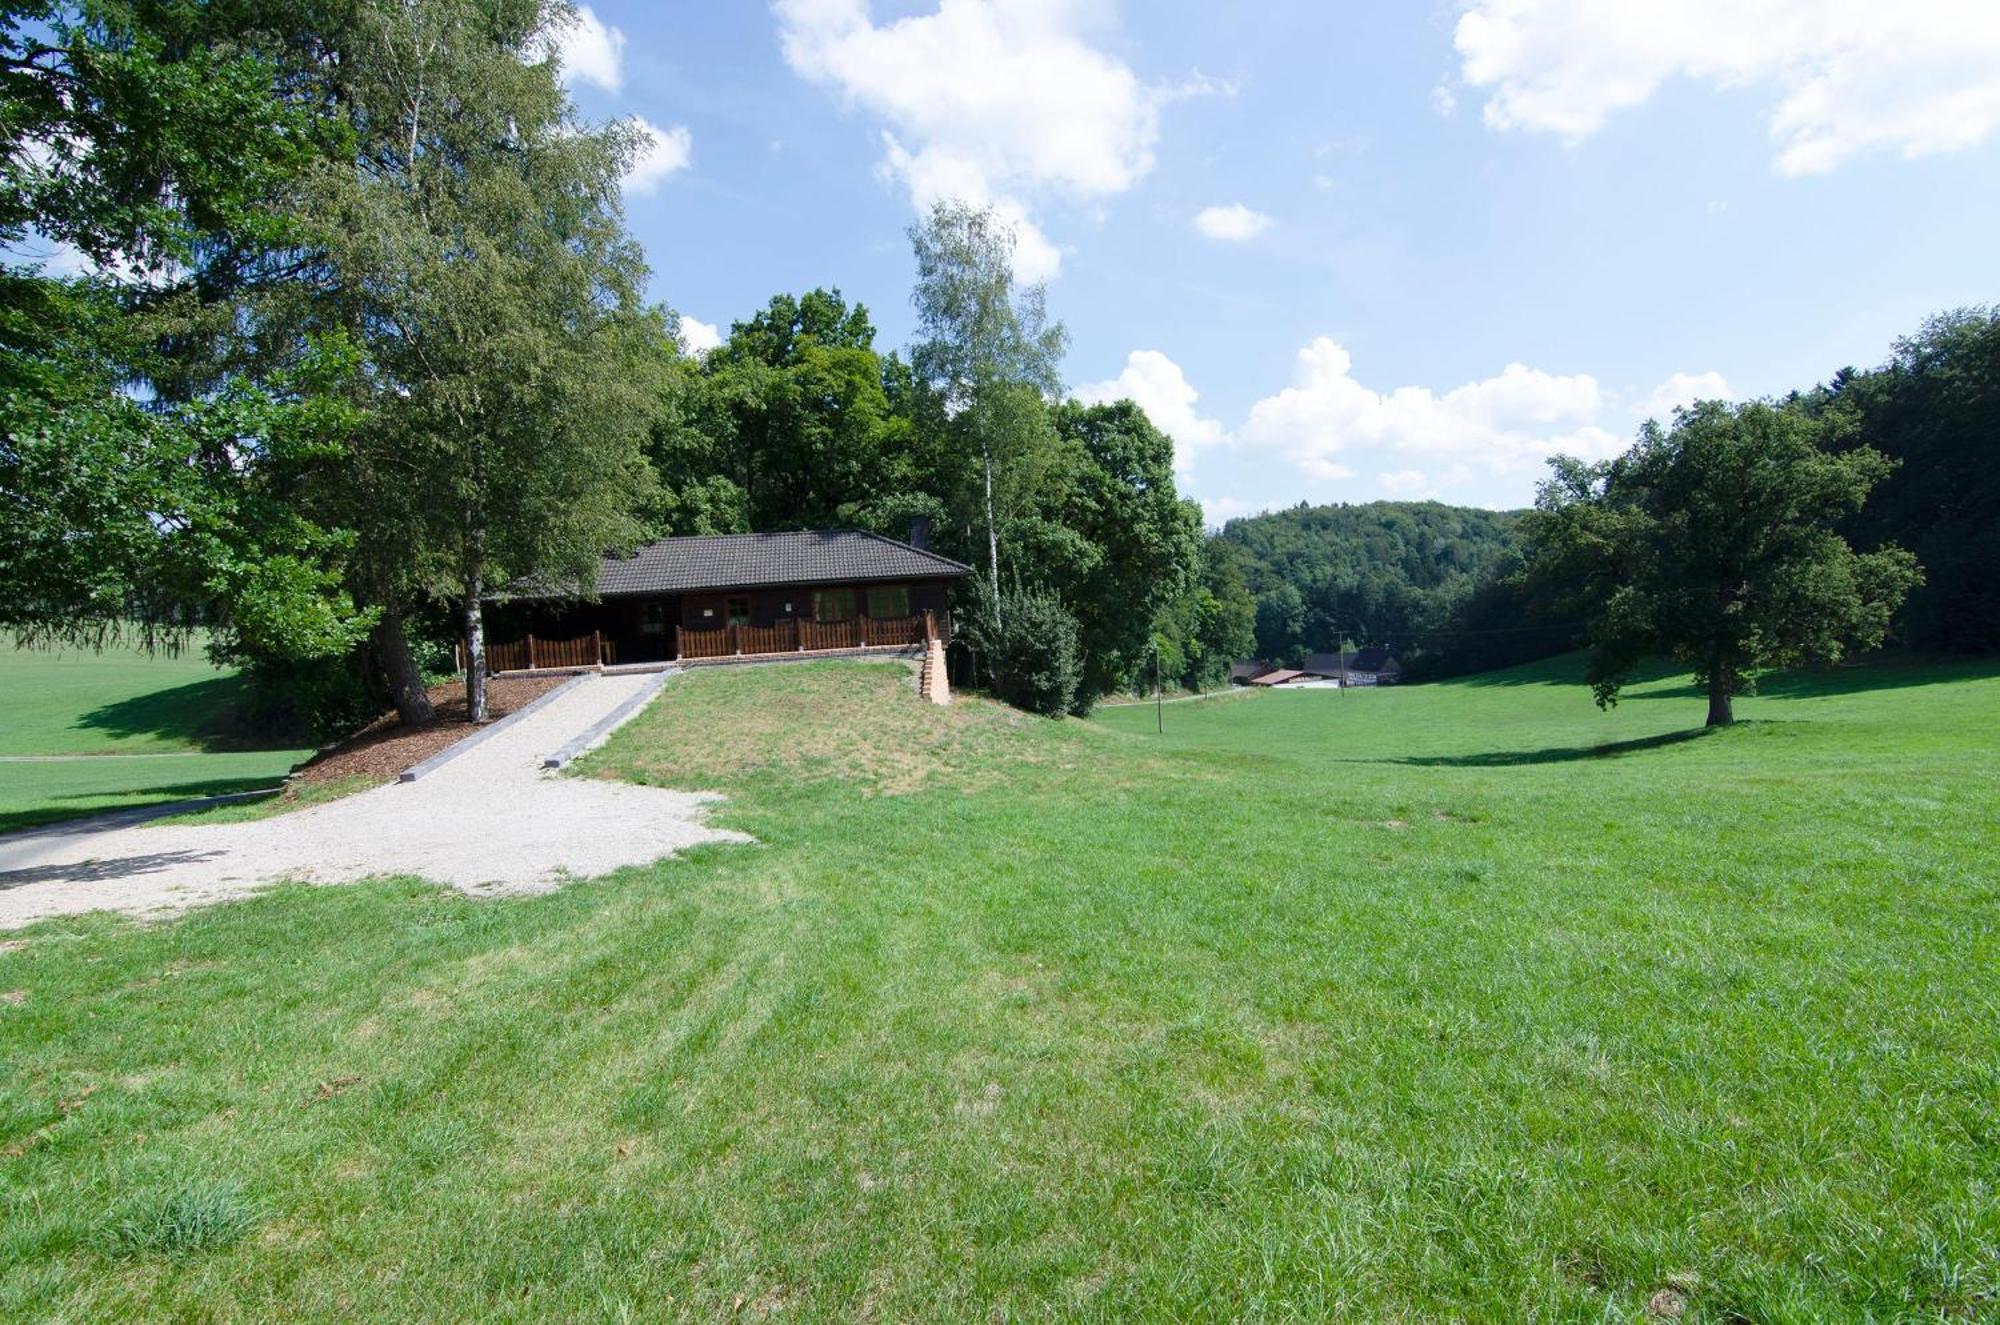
[1209,501,1566,679]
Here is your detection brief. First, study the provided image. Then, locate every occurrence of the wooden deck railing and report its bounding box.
[675,612,944,662]
[479,612,949,674]
[470,631,612,674]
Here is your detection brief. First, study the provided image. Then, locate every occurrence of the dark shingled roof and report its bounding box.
[1302,648,1401,676]
[583,530,971,598]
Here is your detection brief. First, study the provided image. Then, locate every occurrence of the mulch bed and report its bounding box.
[294,675,569,785]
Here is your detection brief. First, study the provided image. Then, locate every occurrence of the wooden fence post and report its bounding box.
[674,625,682,662]
[732,624,741,656]
[526,634,537,670]
[859,614,869,648]
[593,629,604,668]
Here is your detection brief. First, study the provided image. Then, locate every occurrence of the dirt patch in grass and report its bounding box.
[295,675,566,785]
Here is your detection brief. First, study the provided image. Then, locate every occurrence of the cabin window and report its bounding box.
[726,595,751,627]
[639,603,667,636]
[866,585,910,619]
[813,588,856,622]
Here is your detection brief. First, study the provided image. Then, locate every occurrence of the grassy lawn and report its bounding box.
[0,643,310,834]
[1,656,1995,1320]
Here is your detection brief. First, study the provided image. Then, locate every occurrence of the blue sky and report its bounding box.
[559,1,2000,519]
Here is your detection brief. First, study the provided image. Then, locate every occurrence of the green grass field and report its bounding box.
[2,656,1996,1320]
[0,644,310,834]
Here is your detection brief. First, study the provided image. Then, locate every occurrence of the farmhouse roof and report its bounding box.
[536,530,972,600]
[1229,660,1277,683]
[1247,668,1307,686]
[1302,648,1400,676]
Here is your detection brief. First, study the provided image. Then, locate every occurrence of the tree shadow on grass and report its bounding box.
[72,676,293,752]
[1591,656,2000,703]
[1375,726,1720,768]
[0,776,286,836]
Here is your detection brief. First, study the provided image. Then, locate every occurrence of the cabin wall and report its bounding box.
[679,580,952,631]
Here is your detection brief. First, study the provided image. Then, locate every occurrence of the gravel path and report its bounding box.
[0,672,747,930]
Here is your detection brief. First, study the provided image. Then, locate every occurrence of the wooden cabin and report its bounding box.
[489,528,971,670]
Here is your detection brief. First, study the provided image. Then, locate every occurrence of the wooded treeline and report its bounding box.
[1214,307,1999,683]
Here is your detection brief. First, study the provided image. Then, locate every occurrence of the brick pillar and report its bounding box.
[919,636,950,705]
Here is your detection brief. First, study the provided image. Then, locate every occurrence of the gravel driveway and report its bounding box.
[0,672,747,930]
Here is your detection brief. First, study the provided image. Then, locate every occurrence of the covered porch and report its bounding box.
[475,597,952,674]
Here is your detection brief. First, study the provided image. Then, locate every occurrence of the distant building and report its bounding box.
[1245,668,1308,687]
[1229,660,1277,686]
[1300,648,1403,686]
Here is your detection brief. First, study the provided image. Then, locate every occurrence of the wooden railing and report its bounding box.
[479,612,950,674]
[471,630,612,674]
[675,612,944,662]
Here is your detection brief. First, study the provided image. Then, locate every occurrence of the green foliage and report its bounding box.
[1218,500,1537,672]
[909,200,1069,603]
[236,651,384,746]
[654,288,921,533]
[963,587,1083,716]
[1522,400,1921,723]
[1146,541,1256,692]
[1816,307,2000,653]
[1014,401,1201,705]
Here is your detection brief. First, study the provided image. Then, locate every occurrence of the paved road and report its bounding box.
[0,673,746,930]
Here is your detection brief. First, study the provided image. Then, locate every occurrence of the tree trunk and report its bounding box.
[372,606,435,727]
[982,443,1001,630]
[1706,669,1734,727]
[463,570,488,723]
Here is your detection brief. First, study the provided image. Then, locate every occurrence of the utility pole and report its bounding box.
[1155,643,1163,734]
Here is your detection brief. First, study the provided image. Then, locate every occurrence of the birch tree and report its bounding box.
[908,202,1067,625]
[307,0,664,721]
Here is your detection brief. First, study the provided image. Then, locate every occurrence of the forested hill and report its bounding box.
[1218,501,1520,593]
[1212,501,1569,677]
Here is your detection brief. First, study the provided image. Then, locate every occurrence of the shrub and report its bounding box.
[966,588,1083,717]
[237,650,383,745]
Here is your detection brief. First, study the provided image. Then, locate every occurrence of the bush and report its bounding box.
[236,650,383,745]
[966,588,1083,717]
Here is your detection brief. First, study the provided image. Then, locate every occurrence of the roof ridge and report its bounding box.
[850,527,975,573]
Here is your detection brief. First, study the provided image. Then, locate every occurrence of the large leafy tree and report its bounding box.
[297,0,666,722]
[908,201,1067,622]
[1,1,371,660]
[1521,400,1920,726]
[655,289,922,534]
[1039,399,1201,706]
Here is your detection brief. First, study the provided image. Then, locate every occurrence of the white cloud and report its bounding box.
[1192,203,1272,242]
[1634,370,1732,423]
[625,119,693,193]
[679,315,722,354]
[1379,469,1432,496]
[776,0,1192,279]
[1074,349,1230,476]
[1430,83,1459,117]
[1239,337,1625,486]
[539,5,626,92]
[1198,495,1259,528]
[1454,0,2000,175]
